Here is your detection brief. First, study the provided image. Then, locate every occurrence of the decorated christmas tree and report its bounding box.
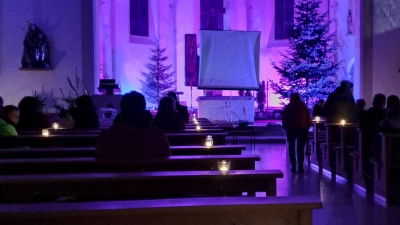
[141,42,176,105]
[270,0,340,106]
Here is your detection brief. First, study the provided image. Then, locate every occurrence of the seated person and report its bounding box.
[312,99,325,117]
[72,95,99,129]
[96,91,170,160]
[17,96,50,129]
[0,105,19,136]
[167,92,189,123]
[386,95,400,116]
[356,98,367,127]
[152,96,185,132]
[365,93,386,131]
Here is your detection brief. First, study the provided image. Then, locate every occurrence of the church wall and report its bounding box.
[0,0,95,108]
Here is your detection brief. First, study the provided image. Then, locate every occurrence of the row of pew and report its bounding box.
[0,118,322,225]
[307,121,400,203]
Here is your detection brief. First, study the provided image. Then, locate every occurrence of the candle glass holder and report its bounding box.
[217,160,231,175]
[340,120,346,126]
[196,125,201,131]
[42,129,50,137]
[52,123,59,130]
[315,116,320,123]
[205,135,213,148]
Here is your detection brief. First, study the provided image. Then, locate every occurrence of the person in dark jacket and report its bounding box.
[312,99,325,117]
[152,96,185,132]
[386,95,400,117]
[323,80,357,123]
[282,93,312,173]
[17,96,50,129]
[96,91,170,160]
[365,94,386,131]
[356,98,367,128]
[72,95,100,129]
[167,92,189,123]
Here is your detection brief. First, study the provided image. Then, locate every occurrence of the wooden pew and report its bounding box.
[17,128,224,135]
[0,145,246,159]
[0,170,283,203]
[0,132,228,148]
[351,129,374,192]
[372,132,400,203]
[0,196,322,225]
[0,155,260,175]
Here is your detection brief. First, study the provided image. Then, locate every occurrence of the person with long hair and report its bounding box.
[96,91,170,160]
[167,92,189,123]
[282,93,312,173]
[0,105,19,136]
[152,96,185,132]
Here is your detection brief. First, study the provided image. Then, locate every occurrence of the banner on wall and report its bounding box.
[184,34,199,87]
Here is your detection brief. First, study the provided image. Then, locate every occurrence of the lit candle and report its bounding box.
[193,113,196,118]
[315,116,320,123]
[52,122,59,130]
[205,135,213,148]
[340,120,346,126]
[195,121,199,125]
[217,160,231,175]
[42,129,50,137]
[196,125,201,131]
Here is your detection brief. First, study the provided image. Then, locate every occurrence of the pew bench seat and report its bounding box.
[0,196,322,225]
[0,170,284,203]
[0,145,246,159]
[0,155,260,175]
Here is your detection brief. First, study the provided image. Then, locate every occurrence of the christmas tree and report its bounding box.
[270,0,340,106]
[141,42,176,105]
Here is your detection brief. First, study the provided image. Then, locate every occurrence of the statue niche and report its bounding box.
[21,21,51,69]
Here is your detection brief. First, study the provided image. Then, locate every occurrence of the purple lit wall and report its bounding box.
[94,0,366,107]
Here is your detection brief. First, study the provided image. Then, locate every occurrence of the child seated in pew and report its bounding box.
[0,105,19,136]
[96,91,171,160]
[152,96,185,133]
[167,92,189,123]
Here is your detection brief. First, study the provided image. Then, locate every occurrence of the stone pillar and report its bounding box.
[245,0,253,31]
[169,0,178,89]
[99,0,113,79]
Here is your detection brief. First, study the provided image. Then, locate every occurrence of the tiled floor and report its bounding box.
[242,144,400,225]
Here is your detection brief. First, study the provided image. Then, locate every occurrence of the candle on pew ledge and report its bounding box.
[205,135,213,148]
[42,129,50,137]
[340,119,346,126]
[315,116,320,123]
[217,160,231,175]
[196,125,201,131]
[52,122,59,130]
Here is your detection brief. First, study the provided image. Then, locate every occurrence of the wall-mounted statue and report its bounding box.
[21,21,50,69]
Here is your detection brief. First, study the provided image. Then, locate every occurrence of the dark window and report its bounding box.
[275,0,294,40]
[130,0,149,36]
[200,0,225,30]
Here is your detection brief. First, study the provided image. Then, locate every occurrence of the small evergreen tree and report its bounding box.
[141,42,176,105]
[270,0,340,106]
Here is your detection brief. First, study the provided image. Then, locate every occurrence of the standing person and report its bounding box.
[323,80,357,123]
[167,92,189,123]
[312,99,325,117]
[282,93,312,173]
[0,105,19,136]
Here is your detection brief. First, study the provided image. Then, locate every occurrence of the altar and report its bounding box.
[198,96,255,123]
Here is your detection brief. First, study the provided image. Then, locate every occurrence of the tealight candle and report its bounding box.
[205,135,213,148]
[315,116,320,123]
[193,113,196,118]
[196,125,201,131]
[42,129,50,137]
[52,122,59,130]
[340,120,346,126]
[217,160,231,175]
[195,121,199,125]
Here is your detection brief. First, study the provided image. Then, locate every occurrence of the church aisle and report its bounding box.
[242,144,400,225]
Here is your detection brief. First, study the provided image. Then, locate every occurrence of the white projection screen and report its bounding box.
[198,30,261,90]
